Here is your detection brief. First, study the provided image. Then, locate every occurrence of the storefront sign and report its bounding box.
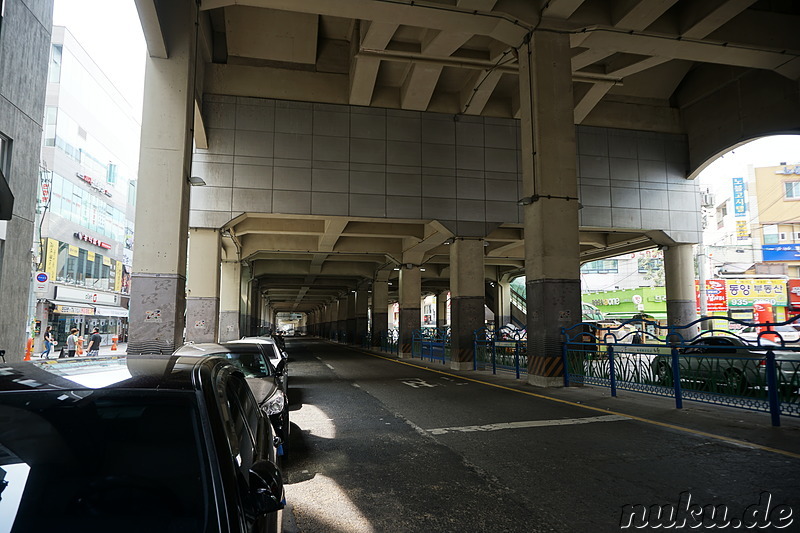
[762,245,800,262]
[695,279,728,312]
[114,260,123,293]
[789,280,800,307]
[735,220,750,239]
[775,165,800,175]
[732,177,747,217]
[55,286,119,305]
[44,238,59,279]
[68,244,79,257]
[725,279,787,307]
[55,304,95,315]
[73,232,111,250]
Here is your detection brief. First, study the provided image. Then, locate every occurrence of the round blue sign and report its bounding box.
[36,273,48,283]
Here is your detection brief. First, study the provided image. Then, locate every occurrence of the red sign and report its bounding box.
[74,232,111,250]
[41,182,50,204]
[789,279,800,307]
[695,279,728,312]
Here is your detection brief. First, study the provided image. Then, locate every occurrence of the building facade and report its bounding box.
[0,0,53,358]
[33,26,139,349]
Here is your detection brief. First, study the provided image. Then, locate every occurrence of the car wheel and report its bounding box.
[655,361,672,386]
[723,368,747,395]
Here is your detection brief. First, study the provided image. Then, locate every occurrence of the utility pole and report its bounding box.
[697,243,709,330]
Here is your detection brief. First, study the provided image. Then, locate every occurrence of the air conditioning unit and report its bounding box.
[701,192,715,207]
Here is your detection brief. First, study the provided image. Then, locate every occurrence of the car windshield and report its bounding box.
[216,350,272,378]
[0,390,212,532]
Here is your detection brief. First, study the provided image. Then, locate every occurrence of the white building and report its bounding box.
[34,26,140,349]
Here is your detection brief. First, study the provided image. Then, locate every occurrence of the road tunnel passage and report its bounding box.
[280,338,800,532]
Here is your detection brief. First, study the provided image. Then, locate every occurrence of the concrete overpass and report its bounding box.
[129,0,800,385]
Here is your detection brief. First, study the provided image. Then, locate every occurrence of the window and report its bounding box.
[785,182,800,199]
[581,259,619,274]
[638,258,663,273]
[49,44,63,83]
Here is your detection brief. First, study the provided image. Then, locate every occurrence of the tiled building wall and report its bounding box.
[191,95,701,243]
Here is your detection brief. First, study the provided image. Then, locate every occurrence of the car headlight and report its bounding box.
[264,390,286,416]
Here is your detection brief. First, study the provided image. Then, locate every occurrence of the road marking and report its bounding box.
[352,383,361,388]
[428,414,627,435]
[325,363,335,370]
[401,378,437,388]
[351,347,800,460]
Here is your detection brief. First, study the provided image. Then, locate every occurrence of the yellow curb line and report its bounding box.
[348,345,800,460]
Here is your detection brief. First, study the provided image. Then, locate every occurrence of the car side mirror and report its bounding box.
[275,359,286,375]
[249,460,285,515]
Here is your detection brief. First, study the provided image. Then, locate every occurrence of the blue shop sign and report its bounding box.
[762,245,800,261]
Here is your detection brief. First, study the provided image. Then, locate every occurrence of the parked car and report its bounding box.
[651,336,798,395]
[0,354,284,533]
[173,342,290,458]
[227,337,289,395]
[738,324,800,344]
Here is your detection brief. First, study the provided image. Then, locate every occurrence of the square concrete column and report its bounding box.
[346,291,357,343]
[128,0,198,355]
[355,289,369,344]
[664,244,700,339]
[436,290,449,328]
[186,229,221,343]
[372,278,389,347]
[219,258,241,342]
[399,266,422,357]
[519,31,582,387]
[450,238,485,370]
[498,280,512,328]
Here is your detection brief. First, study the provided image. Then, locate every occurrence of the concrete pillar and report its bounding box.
[218,259,241,342]
[436,290,448,328]
[355,289,369,344]
[337,296,348,338]
[398,266,421,357]
[346,291,357,343]
[239,262,252,337]
[498,280,512,327]
[372,278,389,347]
[186,229,221,343]
[519,31,581,387]
[128,0,197,355]
[449,239,485,370]
[664,244,700,339]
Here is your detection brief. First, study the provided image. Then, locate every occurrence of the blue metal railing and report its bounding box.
[412,327,450,364]
[474,327,526,379]
[380,330,399,355]
[562,315,800,426]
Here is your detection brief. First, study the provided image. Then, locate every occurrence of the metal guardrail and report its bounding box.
[380,330,399,355]
[562,316,800,426]
[474,327,526,379]
[412,327,450,364]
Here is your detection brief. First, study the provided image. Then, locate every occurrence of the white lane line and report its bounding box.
[352,383,361,388]
[325,363,335,370]
[427,414,628,435]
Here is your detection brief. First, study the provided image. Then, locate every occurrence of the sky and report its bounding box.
[697,135,800,184]
[52,0,146,118]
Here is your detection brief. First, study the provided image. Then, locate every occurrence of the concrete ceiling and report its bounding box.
[137,0,800,313]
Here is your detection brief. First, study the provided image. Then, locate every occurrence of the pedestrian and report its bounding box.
[66,328,79,358]
[87,328,102,357]
[41,326,54,359]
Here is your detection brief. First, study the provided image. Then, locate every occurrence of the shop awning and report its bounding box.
[48,300,95,315]
[93,305,129,317]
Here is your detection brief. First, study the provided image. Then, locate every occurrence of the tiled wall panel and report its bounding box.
[191,97,700,243]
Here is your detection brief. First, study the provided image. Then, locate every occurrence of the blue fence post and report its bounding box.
[671,345,683,409]
[473,334,478,371]
[492,337,498,375]
[515,340,520,380]
[765,350,781,427]
[561,333,569,387]
[608,344,616,397]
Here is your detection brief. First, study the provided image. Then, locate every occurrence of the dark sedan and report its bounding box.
[173,342,290,458]
[0,355,284,533]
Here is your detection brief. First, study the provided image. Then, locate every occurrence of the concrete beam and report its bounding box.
[134,0,168,59]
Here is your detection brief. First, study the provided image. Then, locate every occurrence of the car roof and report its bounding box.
[0,355,229,393]
[229,337,277,345]
[174,342,264,355]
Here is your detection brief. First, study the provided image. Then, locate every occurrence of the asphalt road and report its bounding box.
[280,338,800,532]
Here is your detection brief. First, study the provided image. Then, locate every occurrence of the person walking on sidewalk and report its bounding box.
[65,328,78,358]
[41,326,54,359]
[87,328,102,357]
